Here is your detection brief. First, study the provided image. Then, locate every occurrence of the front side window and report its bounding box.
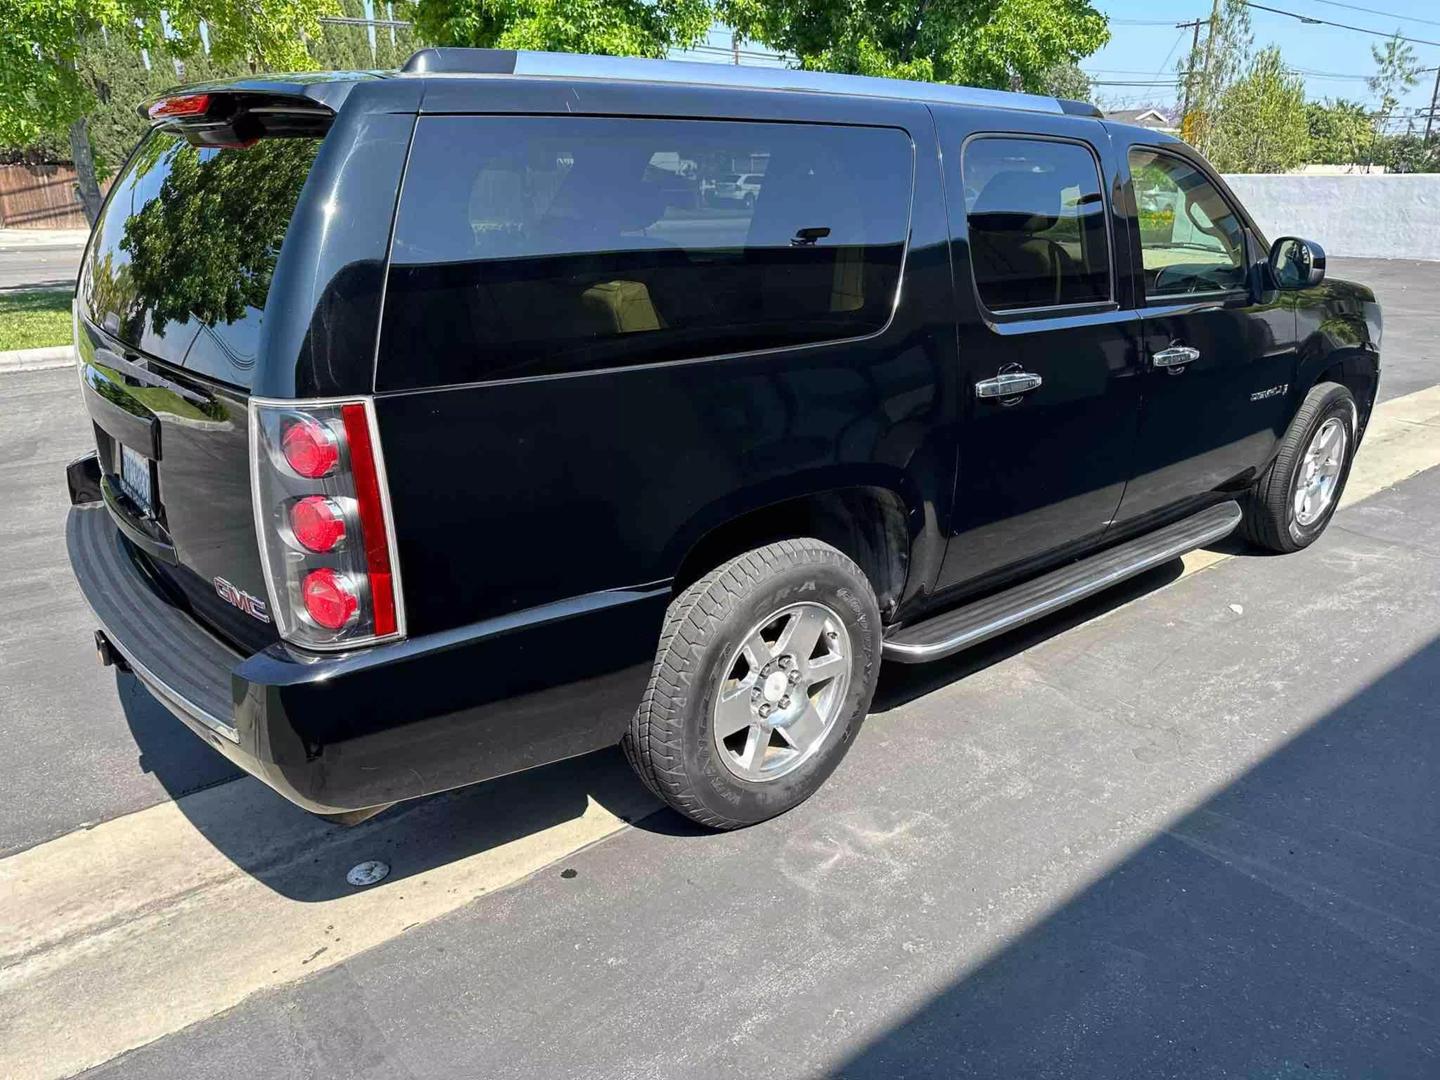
[378,116,913,388]
[961,136,1111,312]
[1129,148,1247,298]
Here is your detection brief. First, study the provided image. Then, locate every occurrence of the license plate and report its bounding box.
[117,445,153,514]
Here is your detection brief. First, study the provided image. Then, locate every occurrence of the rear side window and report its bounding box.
[378,116,913,388]
[80,131,322,386]
[961,136,1110,312]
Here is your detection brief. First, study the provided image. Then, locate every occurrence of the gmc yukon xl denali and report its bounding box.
[66,49,1382,829]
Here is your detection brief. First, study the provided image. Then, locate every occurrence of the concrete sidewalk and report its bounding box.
[0,345,72,373]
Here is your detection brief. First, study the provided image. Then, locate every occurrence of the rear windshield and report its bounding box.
[378,116,913,389]
[80,130,322,387]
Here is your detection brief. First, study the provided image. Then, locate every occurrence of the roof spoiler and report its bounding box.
[140,87,340,147]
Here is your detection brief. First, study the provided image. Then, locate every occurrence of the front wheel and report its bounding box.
[1240,381,1358,553]
[622,539,881,829]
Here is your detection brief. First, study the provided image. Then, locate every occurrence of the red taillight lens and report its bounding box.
[301,568,359,630]
[341,403,398,637]
[290,496,346,553]
[281,416,339,479]
[148,93,212,120]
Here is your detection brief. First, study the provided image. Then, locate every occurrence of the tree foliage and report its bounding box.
[0,0,337,149]
[715,0,1109,92]
[409,0,712,58]
[1305,99,1371,166]
[1178,0,1251,158]
[1205,47,1309,173]
[1366,33,1420,138]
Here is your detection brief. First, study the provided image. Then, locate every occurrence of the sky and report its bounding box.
[1086,0,1440,119]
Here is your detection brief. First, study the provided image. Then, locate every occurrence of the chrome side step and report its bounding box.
[883,500,1243,663]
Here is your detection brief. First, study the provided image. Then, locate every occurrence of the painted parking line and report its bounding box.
[3,384,1440,1080]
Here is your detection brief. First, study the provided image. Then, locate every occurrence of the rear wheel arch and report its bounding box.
[671,486,913,621]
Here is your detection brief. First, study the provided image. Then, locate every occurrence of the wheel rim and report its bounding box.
[712,602,852,783]
[1293,416,1348,527]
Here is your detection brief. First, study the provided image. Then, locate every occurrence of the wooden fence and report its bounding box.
[0,164,90,229]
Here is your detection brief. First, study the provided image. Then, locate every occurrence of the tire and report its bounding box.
[1240,381,1358,553]
[622,539,882,829]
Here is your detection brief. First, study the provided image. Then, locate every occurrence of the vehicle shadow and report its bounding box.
[833,633,1440,1078]
[117,673,661,902]
[115,544,1245,900]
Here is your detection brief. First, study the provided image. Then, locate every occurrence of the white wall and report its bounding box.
[1222,174,1440,262]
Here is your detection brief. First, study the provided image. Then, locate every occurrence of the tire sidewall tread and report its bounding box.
[623,539,881,829]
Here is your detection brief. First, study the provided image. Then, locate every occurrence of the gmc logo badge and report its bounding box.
[214,577,272,624]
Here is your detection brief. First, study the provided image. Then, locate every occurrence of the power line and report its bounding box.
[1303,0,1440,31]
[1238,1,1440,48]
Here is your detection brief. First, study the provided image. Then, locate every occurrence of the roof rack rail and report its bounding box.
[401,48,1101,118]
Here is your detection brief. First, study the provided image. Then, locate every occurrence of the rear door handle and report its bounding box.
[975,372,1043,399]
[1152,345,1200,369]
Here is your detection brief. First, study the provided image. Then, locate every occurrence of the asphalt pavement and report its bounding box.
[0,255,1438,1078]
[0,240,84,292]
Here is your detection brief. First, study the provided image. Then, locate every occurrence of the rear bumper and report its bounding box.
[66,476,666,814]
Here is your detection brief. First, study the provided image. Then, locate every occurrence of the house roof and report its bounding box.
[1105,107,1173,128]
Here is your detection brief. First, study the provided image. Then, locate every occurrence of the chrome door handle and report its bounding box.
[975,372,1043,399]
[1153,345,1200,369]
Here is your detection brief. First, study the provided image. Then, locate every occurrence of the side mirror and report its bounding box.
[1269,236,1326,289]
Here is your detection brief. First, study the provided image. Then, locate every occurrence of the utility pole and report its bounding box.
[1177,18,1205,122]
[732,30,740,66]
[1426,64,1440,142]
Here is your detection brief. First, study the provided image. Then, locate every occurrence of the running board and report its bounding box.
[883,500,1243,663]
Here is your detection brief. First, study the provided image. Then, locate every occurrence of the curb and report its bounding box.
[0,345,73,373]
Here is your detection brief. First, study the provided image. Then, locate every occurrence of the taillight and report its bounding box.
[281,415,339,478]
[147,93,212,120]
[250,398,405,649]
[301,568,359,630]
[289,495,347,553]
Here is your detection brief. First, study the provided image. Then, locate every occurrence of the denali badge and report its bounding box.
[1250,383,1288,402]
[214,577,272,623]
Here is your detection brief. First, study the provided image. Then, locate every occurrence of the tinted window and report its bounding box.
[80,131,321,386]
[961,137,1110,312]
[378,116,913,388]
[1129,148,1247,298]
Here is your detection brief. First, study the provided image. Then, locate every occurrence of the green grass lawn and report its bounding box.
[0,290,72,352]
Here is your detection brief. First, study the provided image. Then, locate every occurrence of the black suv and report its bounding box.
[66,49,1381,829]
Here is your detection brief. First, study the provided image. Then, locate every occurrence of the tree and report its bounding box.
[308,0,378,71]
[0,0,337,222]
[372,2,420,68]
[1178,0,1251,158]
[1373,131,1440,173]
[716,0,1110,93]
[1366,33,1420,166]
[1305,99,1371,166]
[1206,47,1309,173]
[1042,62,1093,102]
[409,0,712,58]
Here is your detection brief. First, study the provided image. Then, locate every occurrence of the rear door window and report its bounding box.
[378,116,914,389]
[961,136,1111,312]
[80,131,322,387]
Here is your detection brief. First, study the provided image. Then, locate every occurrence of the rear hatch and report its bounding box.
[75,91,333,654]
